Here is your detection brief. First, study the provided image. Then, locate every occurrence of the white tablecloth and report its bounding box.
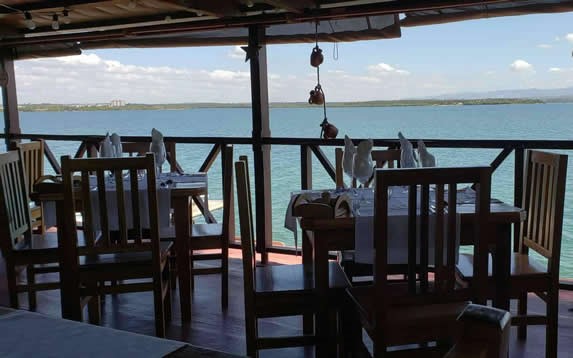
[43,173,207,230]
[285,187,481,265]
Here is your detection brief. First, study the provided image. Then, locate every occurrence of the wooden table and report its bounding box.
[298,200,525,357]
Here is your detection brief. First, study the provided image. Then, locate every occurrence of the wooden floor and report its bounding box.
[5,248,573,357]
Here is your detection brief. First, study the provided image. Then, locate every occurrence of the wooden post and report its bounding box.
[0,50,21,150]
[248,25,271,264]
[513,147,524,252]
[301,145,312,190]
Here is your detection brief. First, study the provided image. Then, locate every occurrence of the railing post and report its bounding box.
[248,25,271,264]
[513,147,525,252]
[0,50,21,150]
[301,145,312,190]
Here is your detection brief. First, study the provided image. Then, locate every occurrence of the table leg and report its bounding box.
[314,237,333,358]
[302,230,313,334]
[173,195,192,321]
[492,224,511,311]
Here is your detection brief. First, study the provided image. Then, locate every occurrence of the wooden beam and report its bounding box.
[248,25,271,264]
[0,51,21,150]
[261,0,318,13]
[174,0,242,16]
[0,0,110,13]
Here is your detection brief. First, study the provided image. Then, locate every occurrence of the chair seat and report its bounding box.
[457,252,548,278]
[79,241,172,269]
[348,286,467,346]
[255,261,350,293]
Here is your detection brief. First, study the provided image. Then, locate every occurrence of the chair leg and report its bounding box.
[246,316,258,358]
[517,292,528,340]
[221,245,228,309]
[164,266,172,322]
[87,283,101,325]
[189,249,195,292]
[546,286,559,358]
[154,276,166,338]
[169,248,177,289]
[6,261,19,309]
[26,265,37,311]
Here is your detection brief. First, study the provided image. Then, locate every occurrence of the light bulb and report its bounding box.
[128,0,137,9]
[52,14,59,30]
[164,15,172,22]
[246,0,254,7]
[24,12,36,30]
[62,10,71,25]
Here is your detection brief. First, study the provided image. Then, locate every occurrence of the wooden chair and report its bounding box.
[121,141,178,173]
[235,157,351,357]
[0,149,69,310]
[60,154,172,337]
[346,166,492,357]
[188,144,233,308]
[335,147,400,188]
[16,140,45,233]
[457,150,568,358]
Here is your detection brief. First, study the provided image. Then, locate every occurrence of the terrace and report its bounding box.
[1,1,573,357]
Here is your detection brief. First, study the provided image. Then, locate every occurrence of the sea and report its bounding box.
[17,103,573,278]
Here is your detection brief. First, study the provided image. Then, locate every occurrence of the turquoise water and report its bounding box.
[17,103,573,277]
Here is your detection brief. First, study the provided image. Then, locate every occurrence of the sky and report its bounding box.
[13,11,573,104]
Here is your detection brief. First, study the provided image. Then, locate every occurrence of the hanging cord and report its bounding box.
[314,21,329,138]
[328,20,339,61]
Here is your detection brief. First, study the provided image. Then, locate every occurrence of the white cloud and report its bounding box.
[537,44,552,49]
[549,67,562,72]
[566,33,573,43]
[510,59,534,72]
[228,46,245,60]
[367,63,410,75]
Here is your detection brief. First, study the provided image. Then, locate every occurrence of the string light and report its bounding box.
[164,15,172,22]
[128,0,137,9]
[246,0,255,7]
[62,9,71,24]
[51,14,59,30]
[24,11,36,30]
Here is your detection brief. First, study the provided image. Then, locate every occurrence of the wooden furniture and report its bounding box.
[0,149,67,310]
[16,140,45,233]
[444,304,511,358]
[60,154,172,337]
[344,166,492,356]
[164,149,226,322]
[334,148,400,188]
[121,140,179,173]
[235,157,350,358]
[457,150,568,358]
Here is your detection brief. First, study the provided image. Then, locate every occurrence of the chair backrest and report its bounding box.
[335,148,401,188]
[520,150,568,272]
[220,145,234,241]
[235,156,256,307]
[61,154,160,265]
[119,141,178,173]
[16,140,44,195]
[373,166,491,314]
[0,150,33,254]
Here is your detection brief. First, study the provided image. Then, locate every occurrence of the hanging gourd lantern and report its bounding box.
[308,22,337,139]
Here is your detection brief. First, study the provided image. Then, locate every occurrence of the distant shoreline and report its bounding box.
[15,98,557,112]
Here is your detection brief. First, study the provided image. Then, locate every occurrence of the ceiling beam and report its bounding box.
[172,0,243,16]
[0,0,110,14]
[0,0,531,47]
[261,0,318,13]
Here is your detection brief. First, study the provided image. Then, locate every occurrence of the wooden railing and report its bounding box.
[3,133,573,288]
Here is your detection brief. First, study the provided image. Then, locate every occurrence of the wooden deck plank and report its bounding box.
[3,248,573,357]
